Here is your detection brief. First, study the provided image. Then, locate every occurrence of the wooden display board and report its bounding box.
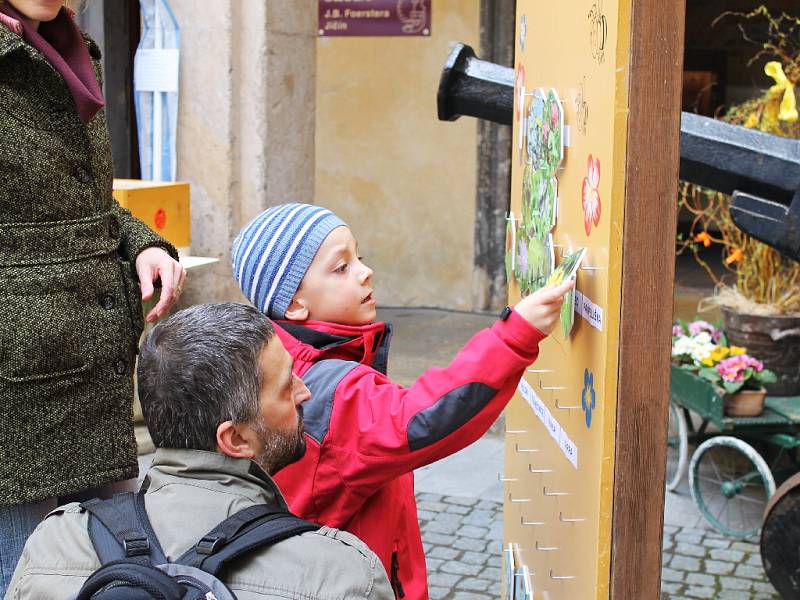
[502,1,684,598]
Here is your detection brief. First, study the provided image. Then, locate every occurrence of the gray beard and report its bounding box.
[253,404,306,475]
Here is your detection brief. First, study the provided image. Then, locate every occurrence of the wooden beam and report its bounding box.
[611,0,685,597]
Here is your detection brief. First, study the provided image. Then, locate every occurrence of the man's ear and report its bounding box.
[284,297,309,322]
[216,421,257,459]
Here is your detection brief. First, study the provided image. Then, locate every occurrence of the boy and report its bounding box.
[232,203,572,600]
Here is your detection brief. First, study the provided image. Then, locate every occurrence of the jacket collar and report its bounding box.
[142,448,288,510]
[276,319,393,375]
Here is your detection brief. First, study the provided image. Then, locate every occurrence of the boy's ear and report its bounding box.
[284,297,309,322]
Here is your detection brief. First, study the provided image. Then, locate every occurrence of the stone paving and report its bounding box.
[416,490,781,600]
[417,492,503,600]
[661,525,779,599]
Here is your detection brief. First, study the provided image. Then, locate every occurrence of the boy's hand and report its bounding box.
[513,279,575,335]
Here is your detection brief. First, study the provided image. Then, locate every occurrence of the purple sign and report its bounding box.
[318,0,431,37]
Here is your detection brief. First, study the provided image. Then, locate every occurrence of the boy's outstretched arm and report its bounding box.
[324,279,573,497]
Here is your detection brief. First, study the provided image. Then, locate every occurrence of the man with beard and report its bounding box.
[5,303,394,600]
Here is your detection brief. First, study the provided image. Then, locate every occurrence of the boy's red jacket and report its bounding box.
[273,310,545,600]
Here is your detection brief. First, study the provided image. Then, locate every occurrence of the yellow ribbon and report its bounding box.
[765,61,798,122]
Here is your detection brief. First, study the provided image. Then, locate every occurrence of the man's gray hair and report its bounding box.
[138,302,275,451]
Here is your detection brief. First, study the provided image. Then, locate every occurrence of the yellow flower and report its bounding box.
[701,357,714,367]
[765,61,798,123]
[744,113,759,128]
[729,346,746,356]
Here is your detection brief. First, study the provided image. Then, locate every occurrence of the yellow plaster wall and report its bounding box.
[315,2,479,310]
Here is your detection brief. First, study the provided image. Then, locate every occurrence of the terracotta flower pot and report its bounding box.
[723,387,767,417]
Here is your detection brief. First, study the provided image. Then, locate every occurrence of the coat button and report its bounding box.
[108,219,120,239]
[114,359,127,375]
[74,166,92,184]
[49,100,67,113]
[100,294,116,309]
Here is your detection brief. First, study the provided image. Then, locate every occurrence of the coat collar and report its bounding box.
[0,15,100,61]
[276,319,393,375]
[142,448,289,510]
[0,20,24,57]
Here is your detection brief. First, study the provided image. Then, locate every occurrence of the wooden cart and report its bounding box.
[667,365,800,538]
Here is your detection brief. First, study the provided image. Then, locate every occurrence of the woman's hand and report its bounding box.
[135,247,186,323]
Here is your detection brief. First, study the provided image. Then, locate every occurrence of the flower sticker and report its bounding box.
[581,368,596,429]
[581,154,601,235]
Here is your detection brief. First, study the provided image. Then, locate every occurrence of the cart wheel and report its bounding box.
[666,402,688,492]
[689,436,776,538]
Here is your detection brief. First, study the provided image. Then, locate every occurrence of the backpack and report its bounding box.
[72,491,320,600]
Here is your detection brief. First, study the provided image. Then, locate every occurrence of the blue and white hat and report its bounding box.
[232,203,346,319]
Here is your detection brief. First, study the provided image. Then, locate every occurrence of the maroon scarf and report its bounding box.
[0,3,104,123]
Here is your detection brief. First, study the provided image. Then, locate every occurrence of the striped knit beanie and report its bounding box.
[232,203,346,319]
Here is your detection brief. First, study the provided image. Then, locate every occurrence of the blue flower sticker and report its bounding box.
[581,368,596,429]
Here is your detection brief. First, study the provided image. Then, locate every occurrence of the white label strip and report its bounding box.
[517,379,579,469]
[574,290,604,332]
[558,428,579,469]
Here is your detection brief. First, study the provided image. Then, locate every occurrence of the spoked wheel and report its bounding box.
[689,436,776,538]
[666,402,688,492]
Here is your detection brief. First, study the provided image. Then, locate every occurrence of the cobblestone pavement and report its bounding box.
[416,491,781,600]
[661,524,779,599]
[417,492,503,600]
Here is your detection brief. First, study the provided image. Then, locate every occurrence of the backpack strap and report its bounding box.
[176,504,320,576]
[82,492,167,566]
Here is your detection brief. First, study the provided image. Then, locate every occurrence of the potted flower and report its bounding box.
[671,319,776,416]
[697,355,777,417]
[676,7,800,395]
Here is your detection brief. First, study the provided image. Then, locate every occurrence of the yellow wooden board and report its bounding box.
[112,179,191,248]
[503,1,632,597]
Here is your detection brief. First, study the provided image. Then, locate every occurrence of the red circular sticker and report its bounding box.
[154,208,167,229]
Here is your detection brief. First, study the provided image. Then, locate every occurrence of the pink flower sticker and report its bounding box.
[581,154,601,235]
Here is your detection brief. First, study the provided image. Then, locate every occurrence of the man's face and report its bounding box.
[249,339,310,475]
[292,226,377,326]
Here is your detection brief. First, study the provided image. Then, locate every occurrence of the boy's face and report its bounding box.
[288,226,376,326]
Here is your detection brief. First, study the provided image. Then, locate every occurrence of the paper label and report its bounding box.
[134,49,180,93]
[574,289,604,331]
[517,379,578,469]
[559,429,579,469]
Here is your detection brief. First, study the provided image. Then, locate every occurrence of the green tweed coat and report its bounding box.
[0,25,177,506]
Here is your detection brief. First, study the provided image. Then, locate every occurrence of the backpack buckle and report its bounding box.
[196,535,227,555]
[123,536,150,557]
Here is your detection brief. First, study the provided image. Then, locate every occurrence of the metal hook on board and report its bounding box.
[559,512,586,523]
[539,381,567,391]
[526,368,552,374]
[521,516,545,526]
[535,541,559,551]
[505,426,528,434]
[554,398,581,410]
[543,486,569,497]
[515,443,541,453]
[508,492,532,503]
[498,472,519,482]
[550,569,577,580]
[528,464,553,474]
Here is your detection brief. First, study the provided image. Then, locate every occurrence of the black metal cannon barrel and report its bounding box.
[438,42,800,260]
[437,43,514,126]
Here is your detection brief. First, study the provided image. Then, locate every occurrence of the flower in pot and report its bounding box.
[676,8,800,395]
[697,354,778,417]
